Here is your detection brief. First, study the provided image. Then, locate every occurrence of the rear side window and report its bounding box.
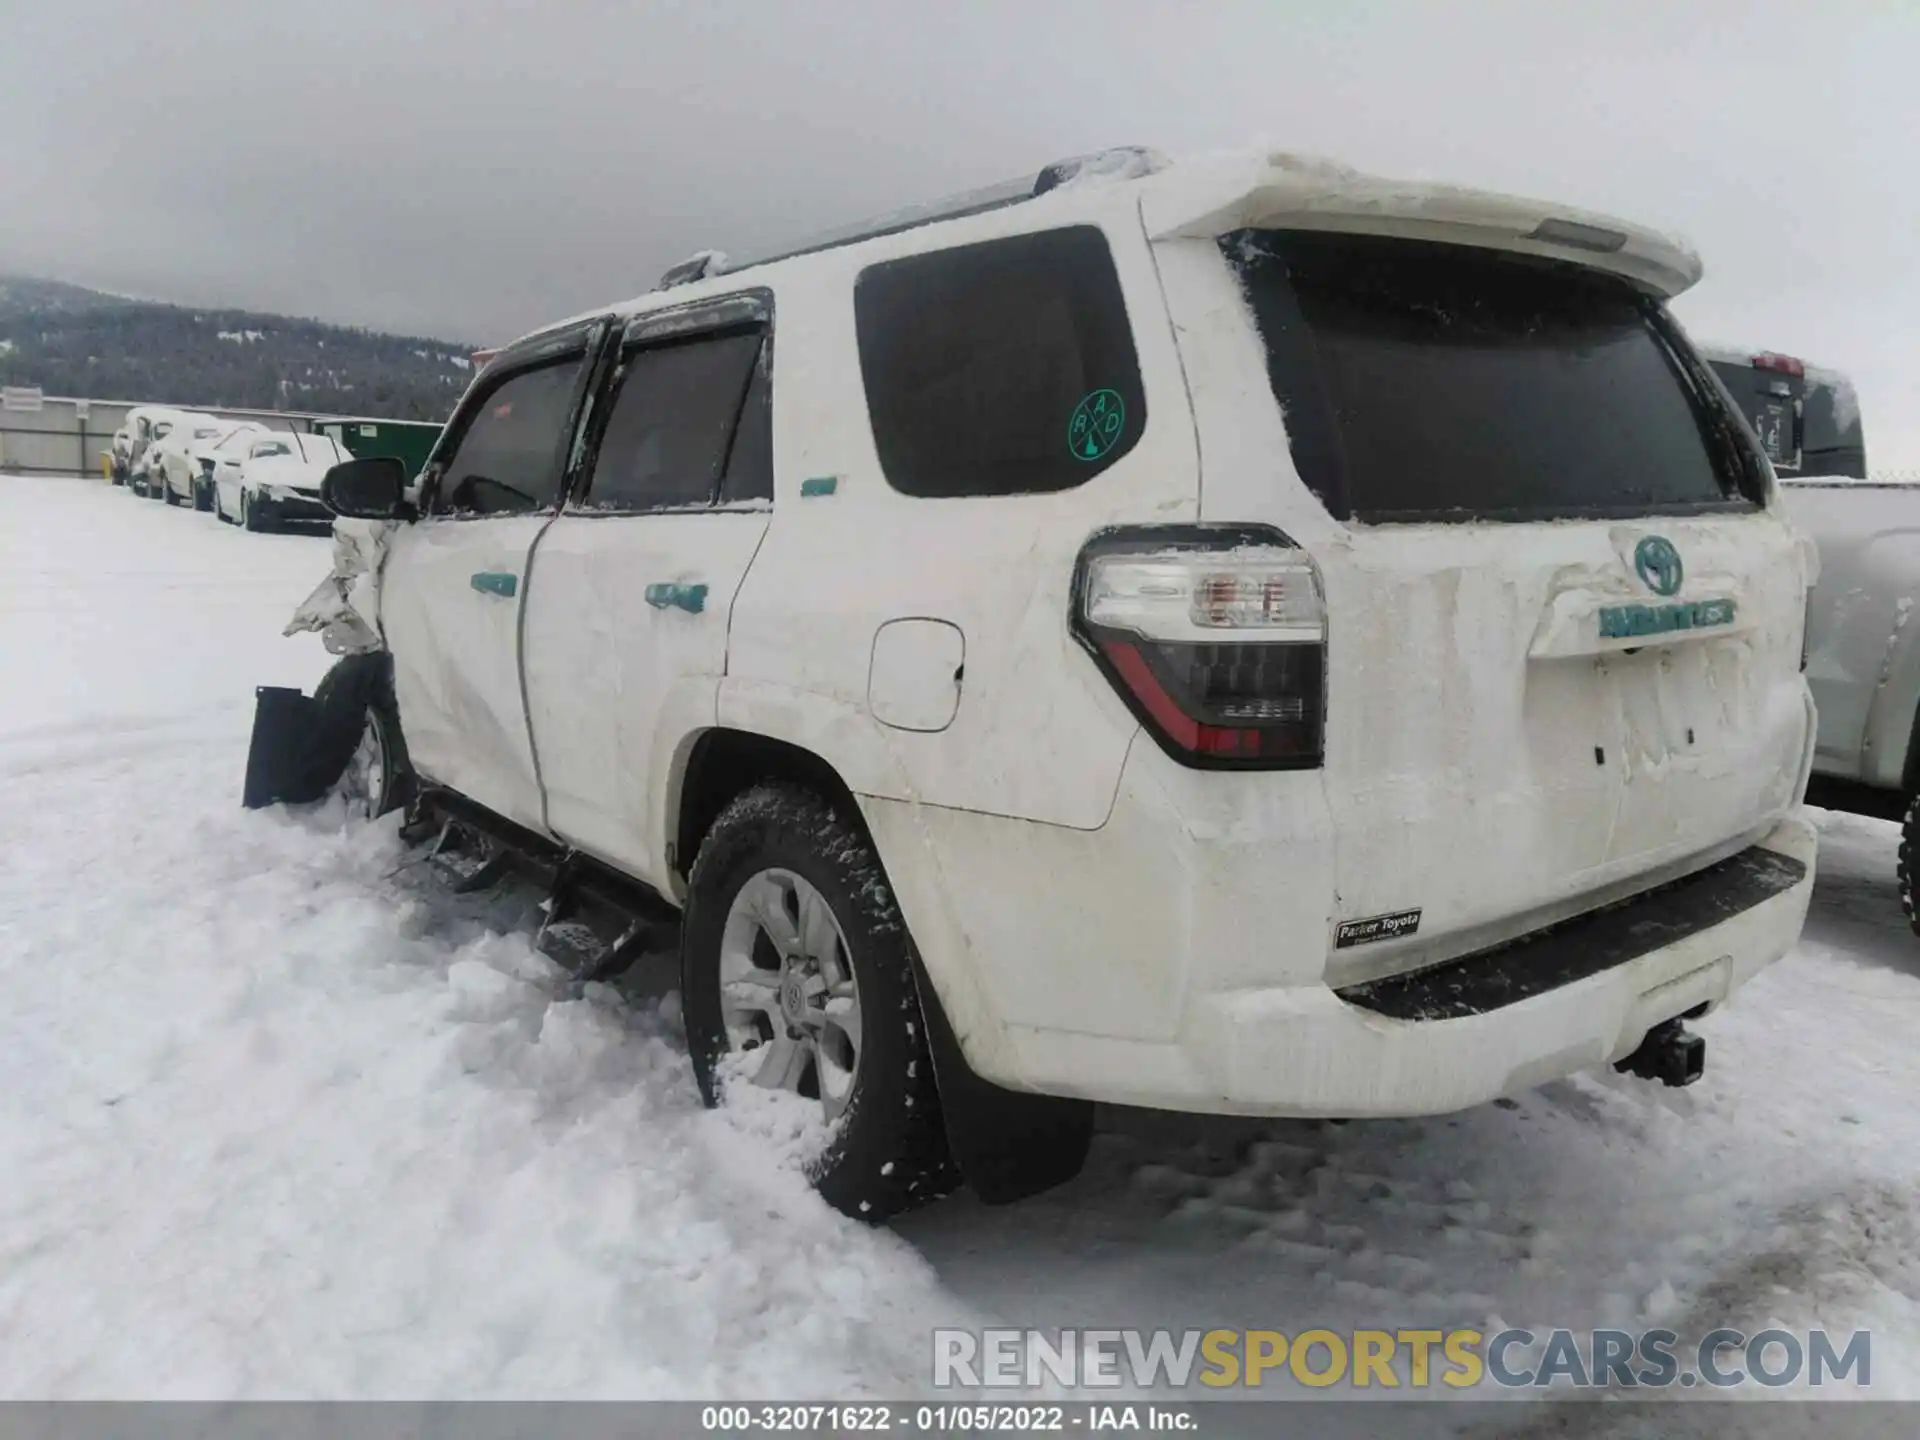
[855,225,1145,498]
[1226,231,1755,523]
[436,358,583,516]
[580,330,765,512]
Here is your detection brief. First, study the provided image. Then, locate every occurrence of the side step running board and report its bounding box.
[406,788,681,986]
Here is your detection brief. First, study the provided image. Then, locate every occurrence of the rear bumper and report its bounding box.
[980,812,1816,1117]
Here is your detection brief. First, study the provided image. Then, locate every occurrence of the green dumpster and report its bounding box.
[312,417,444,478]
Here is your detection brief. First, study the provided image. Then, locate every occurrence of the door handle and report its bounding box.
[470,571,518,598]
[644,582,708,614]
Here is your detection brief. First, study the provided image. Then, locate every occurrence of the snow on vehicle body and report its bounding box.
[274,147,1818,1215]
[152,413,233,505]
[221,431,349,531]
[1779,475,1920,924]
[126,408,191,495]
[184,421,271,511]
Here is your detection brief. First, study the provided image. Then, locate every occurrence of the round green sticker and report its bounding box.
[1068,389,1125,461]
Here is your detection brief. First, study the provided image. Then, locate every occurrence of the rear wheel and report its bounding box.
[1899,795,1920,937]
[681,784,953,1221]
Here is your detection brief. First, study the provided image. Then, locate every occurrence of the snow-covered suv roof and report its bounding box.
[506,146,1702,357]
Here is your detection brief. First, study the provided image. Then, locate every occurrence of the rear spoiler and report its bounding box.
[1140,153,1702,298]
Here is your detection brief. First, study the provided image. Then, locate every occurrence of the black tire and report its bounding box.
[302,653,412,816]
[242,490,268,532]
[193,479,213,512]
[681,784,954,1221]
[162,478,179,506]
[1900,795,1920,937]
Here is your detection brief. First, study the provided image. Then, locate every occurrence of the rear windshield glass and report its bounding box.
[1224,231,1754,523]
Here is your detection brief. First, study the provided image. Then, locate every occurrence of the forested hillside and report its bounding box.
[0,277,474,421]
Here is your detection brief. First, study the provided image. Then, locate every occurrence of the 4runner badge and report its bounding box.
[1634,535,1684,597]
[1335,908,1423,949]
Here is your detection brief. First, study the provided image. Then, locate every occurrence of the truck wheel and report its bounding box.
[1900,795,1920,937]
[681,784,954,1221]
[304,654,412,819]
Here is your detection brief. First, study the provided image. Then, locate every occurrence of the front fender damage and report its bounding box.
[284,518,394,656]
[245,520,396,809]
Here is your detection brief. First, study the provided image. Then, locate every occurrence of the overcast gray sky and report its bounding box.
[6,0,1917,465]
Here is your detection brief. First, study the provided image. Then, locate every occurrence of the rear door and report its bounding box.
[1201,231,1811,971]
[380,326,601,833]
[521,296,774,890]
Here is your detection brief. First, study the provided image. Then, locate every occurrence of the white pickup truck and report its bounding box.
[1784,477,1920,924]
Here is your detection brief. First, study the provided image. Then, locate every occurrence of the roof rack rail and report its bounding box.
[715,146,1164,278]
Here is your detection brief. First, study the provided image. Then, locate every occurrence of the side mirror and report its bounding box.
[320,457,411,520]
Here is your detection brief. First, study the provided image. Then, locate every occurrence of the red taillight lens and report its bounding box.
[1074,526,1326,769]
[1753,352,1805,377]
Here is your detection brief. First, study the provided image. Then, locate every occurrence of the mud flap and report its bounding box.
[241,686,324,809]
[911,955,1094,1205]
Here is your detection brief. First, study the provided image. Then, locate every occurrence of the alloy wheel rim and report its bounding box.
[717,868,862,1121]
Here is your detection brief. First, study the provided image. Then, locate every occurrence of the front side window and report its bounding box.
[434,357,584,517]
[854,225,1146,499]
[579,330,765,512]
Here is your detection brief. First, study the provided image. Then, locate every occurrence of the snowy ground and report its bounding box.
[3,475,1918,1419]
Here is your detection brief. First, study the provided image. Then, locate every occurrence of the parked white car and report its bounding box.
[126,408,191,496]
[151,414,236,506]
[214,431,350,531]
[110,408,162,486]
[259,146,1819,1221]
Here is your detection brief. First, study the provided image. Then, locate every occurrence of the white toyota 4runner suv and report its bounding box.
[248,148,1820,1220]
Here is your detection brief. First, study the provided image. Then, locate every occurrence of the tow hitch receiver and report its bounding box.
[1614,1018,1706,1088]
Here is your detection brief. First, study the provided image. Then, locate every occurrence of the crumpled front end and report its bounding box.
[284,518,394,656]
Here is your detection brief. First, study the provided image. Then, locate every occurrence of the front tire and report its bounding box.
[304,653,411,818]
[681,784,953,1221]
[241,489,268,532]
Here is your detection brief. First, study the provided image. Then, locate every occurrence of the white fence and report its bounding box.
[0,393,334,478]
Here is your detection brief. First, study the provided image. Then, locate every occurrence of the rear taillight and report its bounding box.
[1753,352,1805,377]
[1073,525,1326,768]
